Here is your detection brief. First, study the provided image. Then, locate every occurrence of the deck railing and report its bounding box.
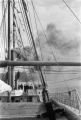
[50,89,81,113]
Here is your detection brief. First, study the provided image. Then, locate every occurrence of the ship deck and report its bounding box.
[0,102,80,120]
[0,102,68,120]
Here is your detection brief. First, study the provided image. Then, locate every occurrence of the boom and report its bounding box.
[0,60,81,67]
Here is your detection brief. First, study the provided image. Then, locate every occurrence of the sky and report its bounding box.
[0,0,81,92]
[30,0,81,62]
[29,0,81,92]
[0,0,81,60]
[32,0,81,33]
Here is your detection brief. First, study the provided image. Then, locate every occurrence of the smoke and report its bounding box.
[35,23,80,57]
[46,23,80,55]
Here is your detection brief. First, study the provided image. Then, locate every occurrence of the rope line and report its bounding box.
[31,0,58,62]
[62,0,81,25]
[31,1,43,60]
[0,1,7,34]
[54,76,81,84]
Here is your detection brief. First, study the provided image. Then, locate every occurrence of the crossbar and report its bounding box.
[0,61,81,67]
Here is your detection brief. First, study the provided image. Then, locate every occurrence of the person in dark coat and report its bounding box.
[37,99,81,120]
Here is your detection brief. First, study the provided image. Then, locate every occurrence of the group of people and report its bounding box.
[18,84,33,92]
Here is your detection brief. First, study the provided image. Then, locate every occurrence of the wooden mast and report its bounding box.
[21,0,49,102]
[0,61,81,67]
[8,0,11,85]
[11,0,15,89]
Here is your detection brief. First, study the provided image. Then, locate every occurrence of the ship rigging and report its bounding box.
[0,0,81,120]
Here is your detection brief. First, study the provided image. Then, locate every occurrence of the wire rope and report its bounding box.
[0,1,7,35]
[54,76,81,84]
[62,0,81,25]
[31,1,43,60]
[30,0,58,62]
[18,0,34,56]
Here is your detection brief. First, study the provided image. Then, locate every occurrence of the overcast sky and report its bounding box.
[33,0,81,33]
[29,0,81,62]
[0,0,81,60]
[31,0,81,91]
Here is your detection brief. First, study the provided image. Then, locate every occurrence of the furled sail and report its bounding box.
[0,79,12,93]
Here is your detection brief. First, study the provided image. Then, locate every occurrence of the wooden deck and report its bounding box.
[0,102,45,118]
[0,102,67,120]
[0,117,67,120]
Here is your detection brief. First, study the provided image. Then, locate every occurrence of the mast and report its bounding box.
[11,0,15,89]
[21,0,49,102]
[8,0,11,85]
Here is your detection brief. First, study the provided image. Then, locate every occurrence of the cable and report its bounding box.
[13,25,28,84]
[11,3,29,63]
[2,0,7,60]
[2,0,5,56]
[0,0,8,62]
[54,76,81,84]
[30,0,62,73]
[14,0,34,60]
[11,1,38,84]
[0,1,8,34]
[31,1,43,60]
[31,0,58,62]
[44,69,81,72]
[44,72,78,74]
[18,0,34,54]
[21,0,50,102]
[15,15,29,61]
[62,0,81,25]
[12,1,26,55]
[31,1,49,87]
[30,0,81,94]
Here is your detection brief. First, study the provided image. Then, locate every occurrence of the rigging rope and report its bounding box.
[30,0,68,93]
[62,0,81,25]
[0,0,7,62]
[59,0,81,93]
[18,0,34,54]
[13,13,27,58]
[10,1,30,85]
[21,0,49,102]
[2,0,7,60]
[14,0,47,95]
[17,0,37,72]
[11,0,43,87]
[21,4,38,60]
[0,1,7,35]
[54,76,81,84]
[11,1,31,59]
[30,0,58,62]
[30,0,64,78]
[31,1,43,61]
[10,0,81,104]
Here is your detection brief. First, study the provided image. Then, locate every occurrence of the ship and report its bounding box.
[0,0,81,120]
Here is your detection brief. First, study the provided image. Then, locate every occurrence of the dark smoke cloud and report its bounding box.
[35,23,80,56]
[46,23,79,55]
